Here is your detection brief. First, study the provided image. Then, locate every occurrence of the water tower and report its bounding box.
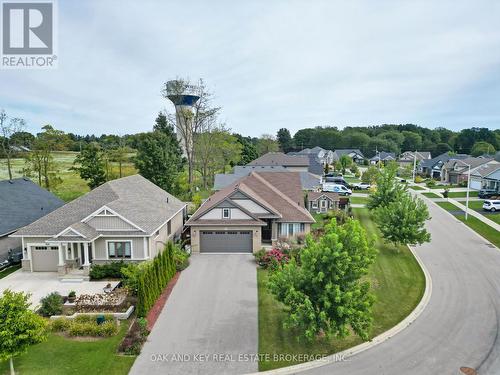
[165,80,200,157]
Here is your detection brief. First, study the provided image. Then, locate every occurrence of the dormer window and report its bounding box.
[222,208,230,219]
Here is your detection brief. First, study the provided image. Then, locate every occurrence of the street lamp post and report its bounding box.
[454,159,471,220]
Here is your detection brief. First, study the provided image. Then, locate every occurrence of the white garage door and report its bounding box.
[31,246,58,271]
[470,179,481,191]
[200,231,253,253]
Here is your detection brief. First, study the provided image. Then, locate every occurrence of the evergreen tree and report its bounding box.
[72,142,107,189]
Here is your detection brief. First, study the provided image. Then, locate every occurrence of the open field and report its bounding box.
[258,208,425,371]
[0,321,135,375]
[0,152,137,202]
[350,195,369,205]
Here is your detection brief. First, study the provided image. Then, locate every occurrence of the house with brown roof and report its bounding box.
[248,152,310,172]
[185,172,315,253]
[307,192,340,214]
[440,157,498,185]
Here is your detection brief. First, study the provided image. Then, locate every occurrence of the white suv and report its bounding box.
[483,200,500,212]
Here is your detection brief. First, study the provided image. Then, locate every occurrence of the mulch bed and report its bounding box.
[145,272,180,331]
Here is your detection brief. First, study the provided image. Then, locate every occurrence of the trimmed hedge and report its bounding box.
[89,261,126,280]
[136,242,176,317]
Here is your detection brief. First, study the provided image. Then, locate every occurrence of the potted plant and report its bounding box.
[67,290,76,303]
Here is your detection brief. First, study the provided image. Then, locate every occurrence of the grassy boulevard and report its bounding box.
[435,202,500,248]
[258,207,425,371]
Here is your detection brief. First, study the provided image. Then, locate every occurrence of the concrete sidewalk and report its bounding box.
[447,198,500,231]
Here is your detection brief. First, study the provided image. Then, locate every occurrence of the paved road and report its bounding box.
[130,254,258,375]
[301,198,500,375]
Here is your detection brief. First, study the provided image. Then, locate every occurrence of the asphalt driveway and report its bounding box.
[130,254,258,375]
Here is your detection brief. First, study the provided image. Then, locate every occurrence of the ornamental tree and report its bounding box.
[0,290,47,375]
[367,162,406,210]
[373,191,431,247]
[268,218,377,341]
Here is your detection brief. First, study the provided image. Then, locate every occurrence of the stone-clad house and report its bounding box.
[11,175,186,276]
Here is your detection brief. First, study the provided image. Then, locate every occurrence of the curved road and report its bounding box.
[302,200,500,374]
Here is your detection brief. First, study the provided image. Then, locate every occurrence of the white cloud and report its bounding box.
[1,0,500,136]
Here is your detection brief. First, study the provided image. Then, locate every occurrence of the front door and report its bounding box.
[320,199,327,213]
[262,220,272,242]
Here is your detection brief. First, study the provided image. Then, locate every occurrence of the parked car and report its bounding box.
[352,182,371,190]
[0,248,23,271]
[324,176,351,188]
[483,200,500,212]
[478,189,499,199]
[322,183,352,196]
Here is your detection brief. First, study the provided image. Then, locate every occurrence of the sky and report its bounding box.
[1,0,500,137]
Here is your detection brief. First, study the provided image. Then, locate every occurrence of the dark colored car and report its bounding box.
[324,176,351,188]
[478,189,499,199]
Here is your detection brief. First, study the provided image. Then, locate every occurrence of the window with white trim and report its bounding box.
[312,201,318,208]
[108,241,131,259]
[222,208,230,219]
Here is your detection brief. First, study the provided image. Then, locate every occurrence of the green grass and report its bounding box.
[344,176,361,183]
[0,265,21,279]
[0,320,135,375]
[409,185,425,190]
[446,191,479,198]
[434,202,500,248]
[428,184,460,189]
[0,152,137,202]
[350,196,369,205]
[258,208,425,371]
[435,201,461,211]
[421,192,441,198]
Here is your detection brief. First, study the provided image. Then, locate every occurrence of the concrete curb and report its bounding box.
[246,244,433,375]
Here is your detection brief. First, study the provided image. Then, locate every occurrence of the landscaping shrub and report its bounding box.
[118,318,149,355]
[51,315,118,337]
[426,179,436,188]
[89,261,126,280]
[254,249,267,265]
[121,263,141,295]
[136,241,176,317]
[173,245,190,271]
[38,292,63,317]
[258,249,289,270]
[414,175,424,183]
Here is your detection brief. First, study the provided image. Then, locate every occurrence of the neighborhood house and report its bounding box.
[186,171,315,253]
[11,175,186,276]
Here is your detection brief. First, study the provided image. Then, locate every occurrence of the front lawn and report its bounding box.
[0,320,135,375]
[258,208,425,371]
[447,191,479,198]
[409,185,425,190]
[435,202,500,248]
[350,196,369,205]
[421,192,441,198]
[0,265,21,279]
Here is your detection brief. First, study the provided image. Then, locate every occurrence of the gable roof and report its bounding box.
[0,178,64,237]
[308,192,340,202]
[248,152,309,167]
[187,172,315,225]
[443,157,495,173]
[333,149,365,159]
[399,151,431,161]
[370,151,396,161]
[213,166,321,191]
[13,175,185,237]
[471,163,500,178]
[421,152,468,169]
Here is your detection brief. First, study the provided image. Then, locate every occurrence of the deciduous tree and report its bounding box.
[0,110,26,180]
[268,219,377,341]
[0,290,47,375]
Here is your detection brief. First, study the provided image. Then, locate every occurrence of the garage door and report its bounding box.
[470,179,481,191]
[31,246,58,271]
[200,231,252,253]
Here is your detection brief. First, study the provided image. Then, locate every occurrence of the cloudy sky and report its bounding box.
[1,0,500,137]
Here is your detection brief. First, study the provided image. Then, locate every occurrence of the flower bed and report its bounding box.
[50,315,119,337]
[74,289,133,313]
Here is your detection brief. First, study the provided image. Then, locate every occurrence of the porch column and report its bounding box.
[83,243,90,266]
[57,244,65,266]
